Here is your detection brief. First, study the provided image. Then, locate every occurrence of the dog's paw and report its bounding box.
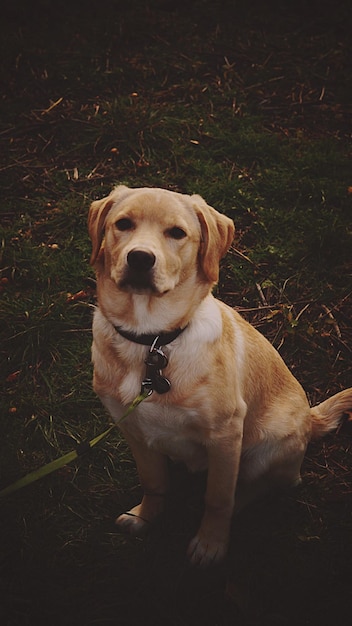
[187,534,227,567]
[115,511,150,537]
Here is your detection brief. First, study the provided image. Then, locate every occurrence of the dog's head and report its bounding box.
[88,185,234,294]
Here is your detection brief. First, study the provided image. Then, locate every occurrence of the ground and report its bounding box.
[0,1,352,624]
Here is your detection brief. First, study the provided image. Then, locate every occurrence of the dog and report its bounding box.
[88,184,352,567]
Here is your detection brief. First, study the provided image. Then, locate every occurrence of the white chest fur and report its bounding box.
[93,295,227,472]
[102,394,208,472]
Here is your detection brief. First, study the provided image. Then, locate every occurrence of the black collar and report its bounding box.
[114,325,186,347]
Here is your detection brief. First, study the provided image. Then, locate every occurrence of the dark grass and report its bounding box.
[1,0,352,624]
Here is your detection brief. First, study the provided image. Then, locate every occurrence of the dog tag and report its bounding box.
[153,374,171,394]
[145,348,168,369]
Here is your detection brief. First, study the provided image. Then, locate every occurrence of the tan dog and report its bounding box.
[88,185,352,566]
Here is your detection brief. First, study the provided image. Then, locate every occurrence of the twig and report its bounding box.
[41,97,63,115]
[321,304,342,338]
[229,246,255,265]
[295,302,310,321]
[255,282,268,306]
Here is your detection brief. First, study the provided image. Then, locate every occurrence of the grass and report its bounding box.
[1,0,352,624]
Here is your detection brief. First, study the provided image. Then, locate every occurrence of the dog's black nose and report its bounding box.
[127,249,156,271]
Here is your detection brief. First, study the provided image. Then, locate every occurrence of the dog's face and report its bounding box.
[88,185,234,295]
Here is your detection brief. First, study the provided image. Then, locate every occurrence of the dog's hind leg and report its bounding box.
[235,444,306,513]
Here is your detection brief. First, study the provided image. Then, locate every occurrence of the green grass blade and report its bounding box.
[0,449,80,497]
[0,391,149,498]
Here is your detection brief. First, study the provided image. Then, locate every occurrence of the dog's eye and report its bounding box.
[115,217,134,231]
[167,226,187,240]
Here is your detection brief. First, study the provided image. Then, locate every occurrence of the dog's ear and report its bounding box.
[88,196,114,266]
[88,185,130,266]
[192,195,235,283]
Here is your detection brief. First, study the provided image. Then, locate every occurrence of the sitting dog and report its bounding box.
[88,185,352,566]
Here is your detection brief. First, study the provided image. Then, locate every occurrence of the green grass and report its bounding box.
[1,1,352,625]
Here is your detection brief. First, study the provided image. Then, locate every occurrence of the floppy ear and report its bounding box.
[88,185,130,266]
[192,195,235,283]
[88,196,114,266]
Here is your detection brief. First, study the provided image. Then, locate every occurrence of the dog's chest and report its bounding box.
[123,401,208,472]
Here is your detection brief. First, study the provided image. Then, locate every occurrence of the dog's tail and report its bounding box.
[310,388,352,439]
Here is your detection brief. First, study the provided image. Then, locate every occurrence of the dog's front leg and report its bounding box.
[98,394,169,535]
[187,428,243,567]
[116,432,169,536]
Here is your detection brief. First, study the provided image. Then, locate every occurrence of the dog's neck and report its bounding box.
[113,325,186,347]
[96,272,212,337]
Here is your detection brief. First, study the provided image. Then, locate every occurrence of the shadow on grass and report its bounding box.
[2,448,352,626]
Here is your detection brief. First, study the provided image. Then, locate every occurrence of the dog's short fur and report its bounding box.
[89,185,352,566]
